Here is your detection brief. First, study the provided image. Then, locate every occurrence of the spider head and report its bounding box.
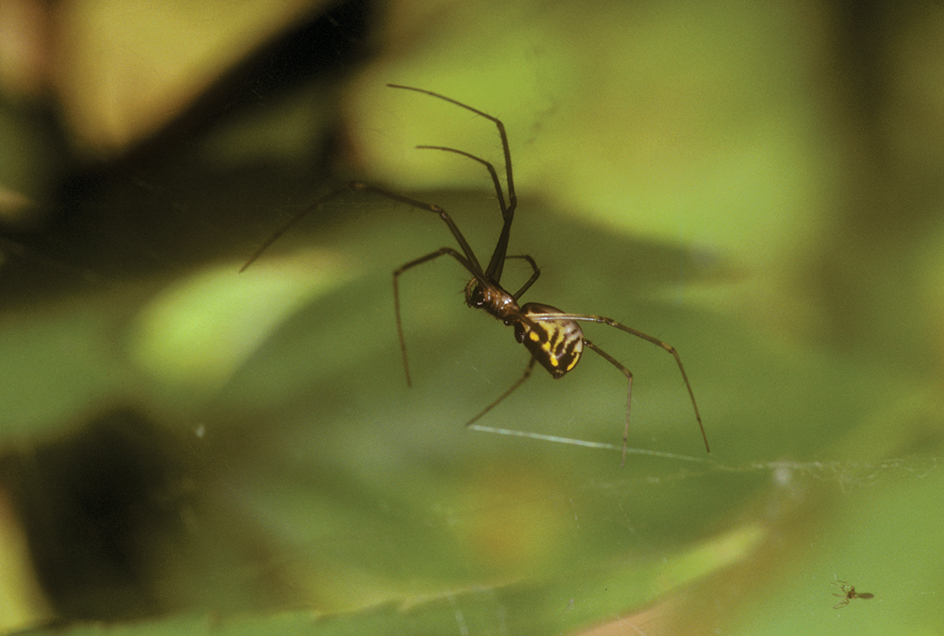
[464,278,488,308]
[465,278,519,320]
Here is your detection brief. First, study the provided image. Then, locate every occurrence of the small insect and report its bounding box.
[832,581,874,608]
[242,84,709,464]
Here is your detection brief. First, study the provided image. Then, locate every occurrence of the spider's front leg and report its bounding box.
[392,247,485,387]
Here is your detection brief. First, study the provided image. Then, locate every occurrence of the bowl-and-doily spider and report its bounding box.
[242,84,709,465]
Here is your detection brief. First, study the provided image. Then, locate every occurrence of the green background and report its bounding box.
[2,1,942,634]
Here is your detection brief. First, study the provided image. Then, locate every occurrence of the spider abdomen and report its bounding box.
[516,303,584,379]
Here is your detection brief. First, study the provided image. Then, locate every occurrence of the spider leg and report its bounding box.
[464,357,538,427]
[410,145,516,284]
[388,84,515,213]
[505,254,540,300]
[242,182,486,275]
[243,176,494,388]
[240,185,350,272]
[393,247,484,387]
[530,312,709,454]
[415,146,507,214]
[353,183,484,272]
[388,84,517,285]
[583,340,634,467]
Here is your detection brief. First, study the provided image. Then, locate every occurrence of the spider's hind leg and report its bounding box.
[582,340,634,467]
[465,357,538,427]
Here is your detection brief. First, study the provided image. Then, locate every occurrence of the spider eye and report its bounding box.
[465,280,487,307]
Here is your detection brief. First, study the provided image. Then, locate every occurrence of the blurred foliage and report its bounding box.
[2,0,944,635]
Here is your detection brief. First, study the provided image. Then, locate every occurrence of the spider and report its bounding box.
[832,581,874,609]
[242,84,709,465]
